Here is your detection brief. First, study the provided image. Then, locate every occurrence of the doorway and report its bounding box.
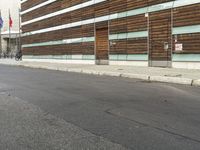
[148,10,172,67]
[95,27,109,65]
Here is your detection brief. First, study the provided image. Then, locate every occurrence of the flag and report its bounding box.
[9,12,13,28]
[0,17,3,29]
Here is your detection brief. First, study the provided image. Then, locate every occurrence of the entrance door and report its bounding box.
[149,10,172,67]
[95,27,109,65]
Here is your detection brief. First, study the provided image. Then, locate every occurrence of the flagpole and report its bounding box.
[0,10,2,56]
[18,8,21,56]
[8,9,11,56]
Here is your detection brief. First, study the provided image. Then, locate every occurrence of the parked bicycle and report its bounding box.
[15,51,22,61]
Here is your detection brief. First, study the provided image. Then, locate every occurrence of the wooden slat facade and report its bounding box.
[173,4,200,54]
[149,10,172,63]
[21,0,200,65]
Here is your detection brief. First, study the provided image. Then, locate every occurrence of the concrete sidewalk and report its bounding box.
[0,59,200,86]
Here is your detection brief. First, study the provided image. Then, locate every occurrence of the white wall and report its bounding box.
[0,0,20,32]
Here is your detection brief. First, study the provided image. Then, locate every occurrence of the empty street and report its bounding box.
[0,65,200,150]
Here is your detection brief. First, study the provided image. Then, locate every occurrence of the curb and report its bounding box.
[81,70,99,75]
[0,62,199,87]
[192,79,200,87]
[121,73,149,81]
[27,64,197,86]
[150,76,193,85]
[98,71,122,77]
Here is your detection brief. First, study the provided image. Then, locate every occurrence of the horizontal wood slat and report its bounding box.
[22,0,200,58]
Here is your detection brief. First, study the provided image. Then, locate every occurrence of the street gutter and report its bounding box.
[0,61,200,87]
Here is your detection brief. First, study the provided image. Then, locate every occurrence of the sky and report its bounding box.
[0,0,20,32]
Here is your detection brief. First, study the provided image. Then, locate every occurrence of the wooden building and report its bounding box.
[21,0,200,69]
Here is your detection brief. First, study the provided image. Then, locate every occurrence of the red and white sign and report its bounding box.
[175,44,183,51]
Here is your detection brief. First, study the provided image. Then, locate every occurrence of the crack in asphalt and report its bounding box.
[105,108,200,144]
[0,93,131,150]
[0,89,15,94]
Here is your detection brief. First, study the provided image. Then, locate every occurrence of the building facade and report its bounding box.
[21,0,200,69]
[0,0,20,56]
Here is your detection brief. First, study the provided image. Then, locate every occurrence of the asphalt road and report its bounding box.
[0,64,200,150]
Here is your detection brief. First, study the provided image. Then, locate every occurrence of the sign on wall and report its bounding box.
[175,43,183,51]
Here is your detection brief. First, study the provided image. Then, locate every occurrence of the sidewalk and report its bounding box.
[0,59,200,86]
